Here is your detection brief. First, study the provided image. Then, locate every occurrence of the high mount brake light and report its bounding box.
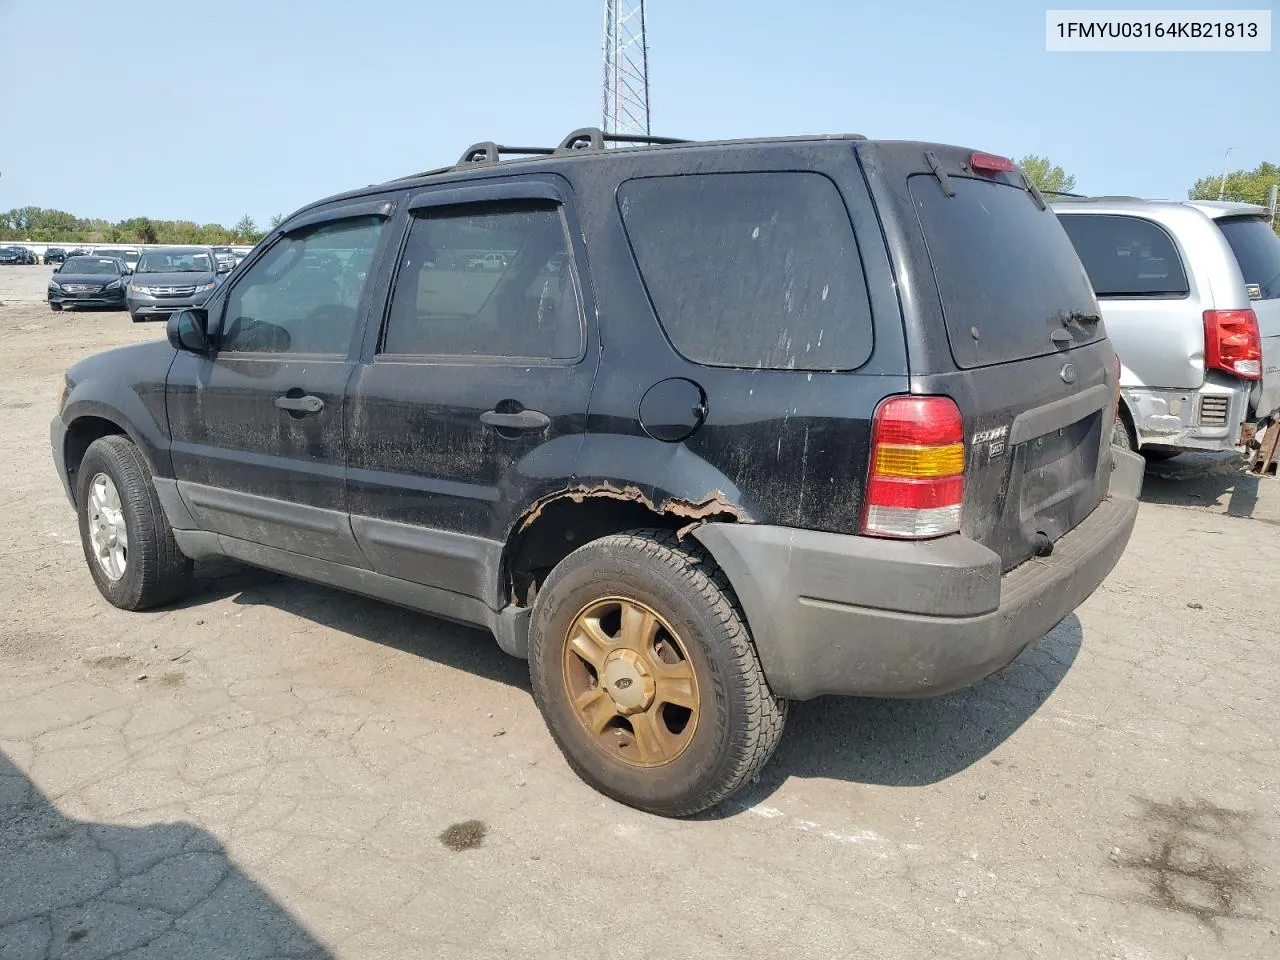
[970,152,1016,174]
[863,396,965,539]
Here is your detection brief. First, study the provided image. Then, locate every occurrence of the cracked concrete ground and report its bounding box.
[1,265,1278,959]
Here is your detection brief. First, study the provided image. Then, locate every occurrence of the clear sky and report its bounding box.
[0,0,1274,226]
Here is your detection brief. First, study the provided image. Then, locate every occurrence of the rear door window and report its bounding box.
[1217,216,1280,300]
[910,176,1102,369]
[618,172,874,371]
[1057,214,1190,298]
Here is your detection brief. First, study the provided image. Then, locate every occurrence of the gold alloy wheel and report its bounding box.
[562,596,700,767]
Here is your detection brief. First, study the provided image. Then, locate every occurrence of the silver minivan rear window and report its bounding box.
[1217,216,1280,300]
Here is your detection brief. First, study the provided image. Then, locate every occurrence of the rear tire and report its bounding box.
[528,528,787,817]
[76,436,192,610]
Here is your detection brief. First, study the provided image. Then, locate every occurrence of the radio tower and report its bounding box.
[601,0,651,136]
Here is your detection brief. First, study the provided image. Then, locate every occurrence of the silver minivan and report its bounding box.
[1053,197,1277,455]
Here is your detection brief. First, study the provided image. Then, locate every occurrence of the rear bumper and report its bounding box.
[693,448,1144,700]
[1126,378,1250,451]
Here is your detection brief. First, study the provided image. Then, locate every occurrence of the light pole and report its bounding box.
[1217,147,1232,200]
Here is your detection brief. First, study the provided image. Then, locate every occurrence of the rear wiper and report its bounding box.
[1021,173,1047,211]
[1066,311,1100,326]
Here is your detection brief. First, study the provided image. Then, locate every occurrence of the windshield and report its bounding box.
[1217,217,1280,301]
[136,251,213,273]
[63,257,121,275]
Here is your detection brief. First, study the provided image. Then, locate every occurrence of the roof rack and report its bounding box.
[386,126,700,184]
[456,142,557,165]
[555,127,689,151]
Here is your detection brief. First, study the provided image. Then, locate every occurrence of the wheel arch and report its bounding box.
[61,399,167,505]
[501,484,746,610]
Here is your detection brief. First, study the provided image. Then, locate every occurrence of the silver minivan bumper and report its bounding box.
[1126,375,1251,451]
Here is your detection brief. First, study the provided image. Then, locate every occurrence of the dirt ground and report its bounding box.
[1,262,1277,959]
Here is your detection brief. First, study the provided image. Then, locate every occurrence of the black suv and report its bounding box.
[51,128,1143,815]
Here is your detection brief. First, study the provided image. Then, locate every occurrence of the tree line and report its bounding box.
[1018,155,1279,234]
[0,208,285,246]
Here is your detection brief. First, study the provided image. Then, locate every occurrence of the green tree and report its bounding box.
[233,215,258,243]
[269,213,283,229]
[117,217,158,244]
[1017,154,1078,196]
[1188,161,1280,233]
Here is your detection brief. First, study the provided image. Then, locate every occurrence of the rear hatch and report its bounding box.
[1215,215,1280,420]
[858,142,1116,571]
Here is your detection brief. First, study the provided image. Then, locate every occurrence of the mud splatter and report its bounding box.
[439,819,486,852]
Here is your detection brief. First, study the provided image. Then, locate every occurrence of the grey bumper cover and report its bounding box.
[693,449,1144,700]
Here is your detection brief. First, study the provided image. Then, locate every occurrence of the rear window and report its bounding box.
[910,176,1102,369]
[1056,214,1189,298]
[1217,216,1280,301]
[618,172,873,371]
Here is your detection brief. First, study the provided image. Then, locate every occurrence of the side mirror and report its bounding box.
[167,309,210,354]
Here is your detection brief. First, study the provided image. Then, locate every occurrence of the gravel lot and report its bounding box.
[1,262,1277,959]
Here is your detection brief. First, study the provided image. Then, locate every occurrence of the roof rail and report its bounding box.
[456,142,557,165]
[556,126,689,151]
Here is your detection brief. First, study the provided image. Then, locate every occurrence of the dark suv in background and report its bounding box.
[51,128,1142,815]
[43,247,68,265]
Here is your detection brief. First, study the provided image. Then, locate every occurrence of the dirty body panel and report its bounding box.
[571,141,907,533]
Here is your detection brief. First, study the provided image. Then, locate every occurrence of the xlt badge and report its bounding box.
[971,425,1009,459]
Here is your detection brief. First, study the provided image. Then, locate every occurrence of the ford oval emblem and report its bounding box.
[1060,363,1077,384]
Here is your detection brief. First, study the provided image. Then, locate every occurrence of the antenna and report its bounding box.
[602,0,651,137]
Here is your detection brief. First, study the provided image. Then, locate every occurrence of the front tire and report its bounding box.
[49,302,62,312]
[528,529,787,817]
[76,436,192,610]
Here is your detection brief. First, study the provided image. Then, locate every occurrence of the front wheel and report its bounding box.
[76,436,192,610]
[49,302,62,312]
[528,529,787,817]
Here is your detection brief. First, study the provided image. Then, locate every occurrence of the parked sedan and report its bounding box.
[48,256,131,311]
[44,247,68,265]
[0,246,36,265]
[126,247,226,322]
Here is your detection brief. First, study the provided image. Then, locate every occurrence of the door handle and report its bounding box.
[479,409,551,431]
[274,394,324,414]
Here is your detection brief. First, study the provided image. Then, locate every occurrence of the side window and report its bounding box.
[220,215,385,355]
[618,172,874,371]
[381,201,583,360]
[1057,214,1190,298]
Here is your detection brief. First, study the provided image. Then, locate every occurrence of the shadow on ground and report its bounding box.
[1138,452,1261,519]
[716,614,1084,808]
[187,555,1080,806]
[0,752,329,959]
[211,563,531,692]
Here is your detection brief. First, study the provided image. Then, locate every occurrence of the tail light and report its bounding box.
[1204,309,1262,379]
[863,396,965,539]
